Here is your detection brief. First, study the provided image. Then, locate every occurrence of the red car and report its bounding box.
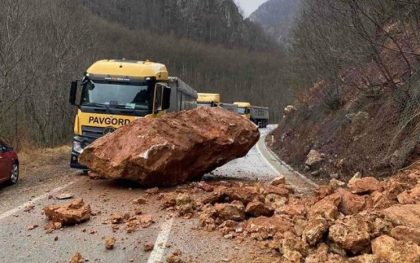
[0,138,19,185]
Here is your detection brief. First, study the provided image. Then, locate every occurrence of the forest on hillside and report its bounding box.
[273,0,420,177]
[0,0,289,148]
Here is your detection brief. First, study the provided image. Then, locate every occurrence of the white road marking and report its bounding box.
[146,217,175,263]
[256,134,318,189]
[0,180,77,221]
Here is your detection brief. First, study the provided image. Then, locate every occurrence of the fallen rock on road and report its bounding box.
[44,198,91,227]
[80,107,259,186]
[161,161,420,262]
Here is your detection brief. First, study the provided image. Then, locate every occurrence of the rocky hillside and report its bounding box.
[271,1,420,181]
[249,0,301,45]
[81,0,276,51]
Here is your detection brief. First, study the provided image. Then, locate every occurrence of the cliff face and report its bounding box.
[249,0,301,45]
[81,0,276,50]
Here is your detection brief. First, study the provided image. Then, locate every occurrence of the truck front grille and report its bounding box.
[81,126,105,140]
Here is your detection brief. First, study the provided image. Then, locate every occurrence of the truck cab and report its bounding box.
[197,93,221,107]
[69,59,196,169]
[234,102,252,119]
[233,102,269,128]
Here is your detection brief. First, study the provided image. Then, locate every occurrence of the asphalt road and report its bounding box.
[0,127,315,263]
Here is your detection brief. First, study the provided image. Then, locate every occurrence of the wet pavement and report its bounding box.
[0,127,314,263]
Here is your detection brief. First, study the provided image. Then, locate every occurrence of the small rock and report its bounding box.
[23,205,35,213]
[390,226,420,245]
[372,235,420,263]
[397,184,420,204]
[143,242,154,252]
[55,192,74,200]
[328,215,371,254]
[43,199,91,226]
[270,175,286,186]
[105,237,116,250]
[348,177,380,194]
[146,187,159,194]
[27,224,39,231]
[245,201,274,217]
[132,197,147,205]
[305,149,325,168]
[303,217,329,246]
[214,201,245,221]
[70,252,84,263]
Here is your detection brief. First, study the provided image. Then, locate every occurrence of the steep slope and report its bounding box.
[250,0,301,45]
[81,0,276,51]
[271,18,420,181]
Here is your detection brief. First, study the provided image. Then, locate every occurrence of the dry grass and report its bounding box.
[18,145,71,168]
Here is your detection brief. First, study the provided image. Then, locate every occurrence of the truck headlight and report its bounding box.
[73,140,84,154]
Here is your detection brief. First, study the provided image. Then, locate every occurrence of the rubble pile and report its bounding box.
[107,212,154,233]
[79,107,259,186]
[162,168,420,262]
[43,199,91,232]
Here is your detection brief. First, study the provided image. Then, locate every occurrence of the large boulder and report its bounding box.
[79,107,259,186]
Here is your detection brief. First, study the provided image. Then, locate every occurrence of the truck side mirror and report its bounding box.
[162,87,171,110]
[69,81,79,106]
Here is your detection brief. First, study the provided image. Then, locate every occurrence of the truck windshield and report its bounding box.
[198,102,214,107]
[237,107,247,114]
[81,80,151,110]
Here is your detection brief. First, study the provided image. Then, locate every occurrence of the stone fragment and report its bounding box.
[70,252,84,263]
[348,177,381,194]
[132,197,147,205]
[270,175,286,186]
[397,184,420,204]
[245,215,293,240]
[305,149,325,168]
[43,199,91,226]
[105,237,116,250]
[143,242,154,252]
[175,193,195,215]
[381,204,420,228]
[309,193,341,221]
[214,201,245,221]
[328,215,371,254]
[303,217,329,246]
[245,201,274,217]
[390,226,420,245]
[348,254,379,263]
[372,235,420,263]
[337,188,366,215]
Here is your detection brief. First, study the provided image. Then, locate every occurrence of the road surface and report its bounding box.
[0,127,315,263]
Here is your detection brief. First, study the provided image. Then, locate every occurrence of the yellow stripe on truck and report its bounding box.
[74,110,138,136]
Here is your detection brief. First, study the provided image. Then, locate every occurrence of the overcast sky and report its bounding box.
[235,0,268,17]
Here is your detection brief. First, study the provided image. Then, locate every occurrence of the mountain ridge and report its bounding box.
[81,0,277,51]
[250,0,301,45]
